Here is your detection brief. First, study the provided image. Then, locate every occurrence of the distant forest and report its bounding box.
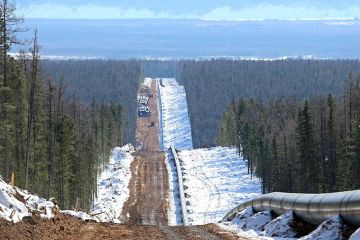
[43,59,360,149]
[218,75,360,194]
[177,59,360,147]
[42,60,141,144]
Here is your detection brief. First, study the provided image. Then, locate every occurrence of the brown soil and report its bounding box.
[0,212,249,240]
[122,151,169,225]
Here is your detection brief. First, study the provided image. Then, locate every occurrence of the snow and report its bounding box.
[143,77,152,88]
[241,210,273,233]
[90,144,135,223]
[158,78,193,150]
[177,147,261,225]
[61,210,95,221]
[0,177,56,223]
[300,216,344,240]
[230,207,255,229]
[222,209,351,240]
[221,209,302,239]
[350,227,360,240]
[260,211,297,238]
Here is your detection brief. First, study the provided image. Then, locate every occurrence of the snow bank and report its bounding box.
[0,144,135,224]
[61,210,95,221]
[223,209,349,240]
[300,216,344,240]
[260,211,297,238]
[241,210,273,233]
[91,144,135,223]
[177,147,261,225]
[350,227,360,240]
[220,209,274,239]
[230,207,255,229]
[0,177,56,223]
[158,78,193,150]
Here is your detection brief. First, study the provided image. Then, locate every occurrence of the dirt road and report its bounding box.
[122,151,168,225]
[122,80,169,225]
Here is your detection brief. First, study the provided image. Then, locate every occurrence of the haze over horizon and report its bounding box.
[18,0,360,20]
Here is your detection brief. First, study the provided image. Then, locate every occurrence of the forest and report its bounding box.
[42,60,141,144]
[177,59,360,147]
[0,1,141,210]
[218,75,360,194]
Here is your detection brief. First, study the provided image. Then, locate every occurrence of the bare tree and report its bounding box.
[24,30,39,189]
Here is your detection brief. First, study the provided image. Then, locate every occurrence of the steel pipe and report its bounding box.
[222,190,360,227]
[170,145,190,226]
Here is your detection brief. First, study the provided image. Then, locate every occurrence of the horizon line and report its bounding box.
[24,17,359,22]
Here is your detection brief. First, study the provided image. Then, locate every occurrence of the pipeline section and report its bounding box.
[222,190,360,227]
[170,145,190,226]
[157,79,189,226]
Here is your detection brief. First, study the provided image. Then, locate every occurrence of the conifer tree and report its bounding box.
[327,94,337,191]
[0,0,25,180]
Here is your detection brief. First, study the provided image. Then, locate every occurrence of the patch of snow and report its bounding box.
[217,222,269,240]
[61,210,95,221]
[230,207,255,229]
[158,78,193,150]
[91,144,135,223]
[300,216,343,240]
[350,227,360,240]
[0,177,56,223]
[143,78,152,88]
[241,210,273,233]
[177,146,261,225]
[260,211,297,238]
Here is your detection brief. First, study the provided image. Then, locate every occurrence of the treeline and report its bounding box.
[141,60,179,78]
[42,59,141,144]
[0,1,126,210]
[218,75,360,193]
[177,59,360,147]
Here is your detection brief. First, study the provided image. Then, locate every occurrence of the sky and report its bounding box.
[17,0,360,20]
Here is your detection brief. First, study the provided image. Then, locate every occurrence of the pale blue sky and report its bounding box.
[17,0,360,20]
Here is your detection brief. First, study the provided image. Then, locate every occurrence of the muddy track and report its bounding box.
[122,151,169,225]
[122,80,169,225]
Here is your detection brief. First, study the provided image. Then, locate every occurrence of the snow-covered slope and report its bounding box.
[0,177,56,223]
[177,147,261,225]
[91,144,135,223]
[0,144,135,224]
[158,78,193,150]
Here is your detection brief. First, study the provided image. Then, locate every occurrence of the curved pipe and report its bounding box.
[222,190,360,227]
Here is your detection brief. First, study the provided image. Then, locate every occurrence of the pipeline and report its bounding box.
[222,190,360,227]
[170,145,190,226]
[158,79,189,225]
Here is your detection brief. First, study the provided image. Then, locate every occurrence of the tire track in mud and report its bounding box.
[122,151,169,225]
